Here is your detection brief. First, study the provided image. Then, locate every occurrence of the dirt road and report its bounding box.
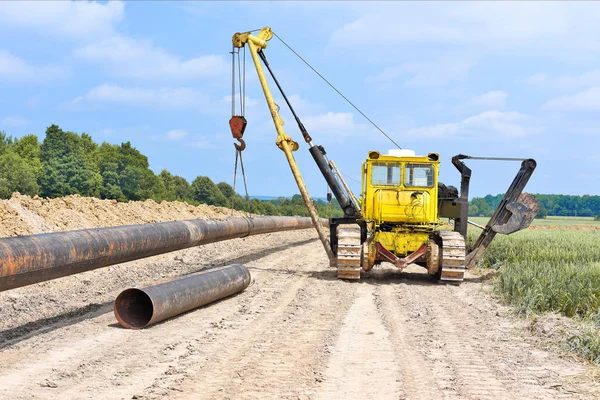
[0,230,599,399]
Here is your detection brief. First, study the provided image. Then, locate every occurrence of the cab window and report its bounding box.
[405,164,433,187]
[371,163,400,186]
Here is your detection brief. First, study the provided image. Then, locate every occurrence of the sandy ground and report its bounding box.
[0,194,599,399]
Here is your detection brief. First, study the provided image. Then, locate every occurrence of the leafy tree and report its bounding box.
[0,131,14,156]
[468,204,479,216]
[120,165,165,201]
[0,150,39,198]
[39,125,102,197]
[159,170,190,201]
[470,197,493,217]
[96,141,166,201]
[217,182,236,200]
[261,201,278,216]
[12,134,42,180]
[96,143,126,201]
[536,206,548,219]
[190,176,228,206]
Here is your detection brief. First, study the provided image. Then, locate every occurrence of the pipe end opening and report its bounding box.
[114,288,154,329]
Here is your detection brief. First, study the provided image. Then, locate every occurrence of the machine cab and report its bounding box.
[361,150,441,226]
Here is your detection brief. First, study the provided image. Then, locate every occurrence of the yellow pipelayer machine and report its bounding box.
[229,27,539,283]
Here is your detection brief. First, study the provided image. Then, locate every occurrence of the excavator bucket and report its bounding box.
[492,193,540,234]
[463,158,539,269]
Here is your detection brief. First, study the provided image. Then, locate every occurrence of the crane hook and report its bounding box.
[234,137,246,151]
[229,115,247,152]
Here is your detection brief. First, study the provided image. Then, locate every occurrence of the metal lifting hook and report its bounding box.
[234,137,246,151]
[229,115,247,151]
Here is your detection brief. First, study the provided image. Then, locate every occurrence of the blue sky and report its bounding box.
[0,1,598,198]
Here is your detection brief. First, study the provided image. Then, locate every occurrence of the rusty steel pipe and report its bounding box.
[114,264,251,329]
[0,216,315,292]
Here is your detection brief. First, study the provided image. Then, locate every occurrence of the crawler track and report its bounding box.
[335,225,362,280]
[438,230,466,283]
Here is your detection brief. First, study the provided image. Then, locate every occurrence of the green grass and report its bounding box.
[568,327,600,364]
[468,227,600,363]
[469,229,600,316]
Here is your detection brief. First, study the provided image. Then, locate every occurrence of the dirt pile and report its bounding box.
[0,193,246,237]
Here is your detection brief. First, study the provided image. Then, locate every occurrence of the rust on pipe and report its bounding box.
[0,216,316,292]
[114,264,251,329]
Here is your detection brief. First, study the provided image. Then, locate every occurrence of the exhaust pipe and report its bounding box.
[0,216,315,292]
[114,264,251,329]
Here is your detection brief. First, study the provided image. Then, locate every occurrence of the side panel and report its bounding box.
[372,189,434,223]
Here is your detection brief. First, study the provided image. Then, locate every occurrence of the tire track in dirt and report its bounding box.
[186,275,356,400]
[376,283,452,400]
[316,284,402,400]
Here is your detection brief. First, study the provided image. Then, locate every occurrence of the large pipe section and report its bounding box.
[114,264,251,329]
[0,216,315,292]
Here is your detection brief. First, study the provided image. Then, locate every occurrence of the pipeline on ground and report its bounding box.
[114,264,251,329]
[0,216,317,292]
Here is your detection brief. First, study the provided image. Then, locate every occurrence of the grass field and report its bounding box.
[469,215,600,227]
[466,216,600,362]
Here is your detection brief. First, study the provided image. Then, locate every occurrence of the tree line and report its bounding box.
[4,125,593,220]
[0,125,343,218]
[469,194,600,219]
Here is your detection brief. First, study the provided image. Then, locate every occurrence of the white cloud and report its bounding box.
[280,94,325,115]
[523,72,548,85]
[460,90,508,111]
[149,129,190,141]
[331,2,600,53]
[73,35,227,81]
[70,84,208,109]
[0,1,123,38]
[191,138,214,149]
[524,70,600,91]
[367,59,473,87]
[303,112,363,134]
[190,135,224,149]
[405,111,533,140]
[0,51,67,83]
[543,87,600,111]
[166,130,188,140]
[1,116,30,127]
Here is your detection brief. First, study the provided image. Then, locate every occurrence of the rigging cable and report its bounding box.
[230,45,251,216]
[272,32,402,150]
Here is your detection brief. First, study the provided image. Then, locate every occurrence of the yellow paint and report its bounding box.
[362,152,442,257]
[232,27,334,263]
